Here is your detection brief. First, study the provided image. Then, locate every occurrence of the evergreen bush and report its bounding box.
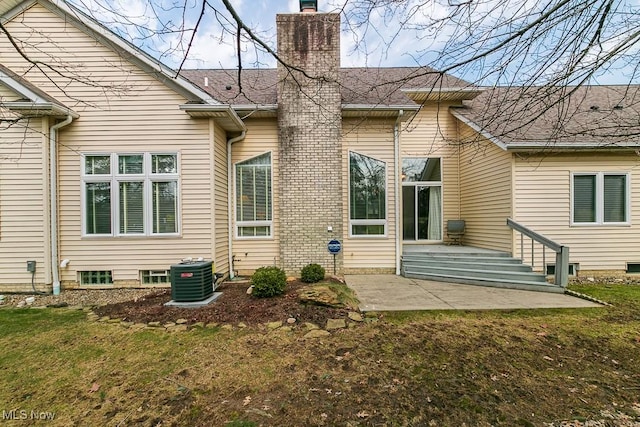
[301,263,325,283]
[251,266,287,298]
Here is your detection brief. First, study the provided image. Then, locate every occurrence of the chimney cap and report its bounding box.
[300,0,317,12]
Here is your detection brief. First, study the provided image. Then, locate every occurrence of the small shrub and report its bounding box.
[251,266,287,298]
[301,263,325,283]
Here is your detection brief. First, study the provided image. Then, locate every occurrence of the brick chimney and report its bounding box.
[276,10,343,275]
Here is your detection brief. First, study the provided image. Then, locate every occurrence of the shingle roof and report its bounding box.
[180,67,473,106]
[452,85,640,148]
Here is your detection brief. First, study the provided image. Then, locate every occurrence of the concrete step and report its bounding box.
[403,264,548,283]
[401,258,531,272]
[402,254,523,263]
[402,270,564,293]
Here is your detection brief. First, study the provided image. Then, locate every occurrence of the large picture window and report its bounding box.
[235,152,272,237]
[349,151,386,236]
[82,153,179,236]
[572,172,629,225]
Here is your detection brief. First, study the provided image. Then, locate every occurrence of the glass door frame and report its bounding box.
[400,156,443,243]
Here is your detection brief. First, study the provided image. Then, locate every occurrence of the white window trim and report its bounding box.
[81,152,181,237]
[570,171,630,226]
[348,150,388,238]
[234,151,274,240]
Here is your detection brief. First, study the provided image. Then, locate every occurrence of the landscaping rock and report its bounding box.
[304,329,331,339]
[286,317,297,324]
[304,322,320,330]
[147,321,161,327]
[325,319,346,330]
[176,318,188,325]
[298,285,342,308]
[267,321,283,330]
[348,312,363,322]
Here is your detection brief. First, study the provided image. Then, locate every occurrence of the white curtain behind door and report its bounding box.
[428,186,442,240]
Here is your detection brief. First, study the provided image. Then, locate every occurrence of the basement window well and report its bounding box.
[626,263,640,274]
[546,263,578,276]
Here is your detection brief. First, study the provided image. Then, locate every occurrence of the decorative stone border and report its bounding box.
[85,309,379,336]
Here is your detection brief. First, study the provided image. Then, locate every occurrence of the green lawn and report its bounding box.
[0,283,638,426]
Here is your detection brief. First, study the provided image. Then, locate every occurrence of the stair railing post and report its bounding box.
[554,246,569,287]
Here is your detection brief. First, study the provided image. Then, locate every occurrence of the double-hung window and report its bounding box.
[572,172,629,225]
[349,151,387,236]
[83,153,179,236]
[235,152,272,238]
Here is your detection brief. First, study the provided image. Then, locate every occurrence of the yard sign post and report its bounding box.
[327,239,341,275]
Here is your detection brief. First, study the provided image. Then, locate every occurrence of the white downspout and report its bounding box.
[227,131,246,279]
[50,114,74,295]
[394,110,403,275]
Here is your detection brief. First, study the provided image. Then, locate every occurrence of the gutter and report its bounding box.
[50,113,74,295]
[227,131,247,279]
[394,110,403,275]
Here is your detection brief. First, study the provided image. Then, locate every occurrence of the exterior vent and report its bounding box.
[300,0,317,12]
[170,260,214,302]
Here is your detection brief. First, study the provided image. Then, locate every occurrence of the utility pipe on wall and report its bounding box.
[227,130,246,279]
[394,110,404,275]
[50,114,74,295]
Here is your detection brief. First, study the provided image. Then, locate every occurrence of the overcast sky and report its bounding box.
[69,0,639,85]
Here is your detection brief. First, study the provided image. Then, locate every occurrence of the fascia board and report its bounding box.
[0,69,48,103]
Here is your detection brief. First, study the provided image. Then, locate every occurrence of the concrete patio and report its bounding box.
[345,274,602,311]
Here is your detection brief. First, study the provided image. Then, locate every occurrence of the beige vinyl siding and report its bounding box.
[342,119,396,272]
[2,3,216,287]
[514,152,640,272]
[213,123,230,275]
[231,119,279,275]
[0,83,19,100]
[400,104,461,243]
[458,124,513,252]
[0,117,49,291]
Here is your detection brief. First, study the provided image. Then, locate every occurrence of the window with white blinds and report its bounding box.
[572,173,629,225]
[82,153,179,236]
[235,152,272,238]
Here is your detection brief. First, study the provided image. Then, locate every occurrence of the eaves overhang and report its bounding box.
[402,87,483,103]
[342,104,419,119]
[505,141,640,152]
[179,104,246,132]
[233,104,278,119]
[4,101,79,118]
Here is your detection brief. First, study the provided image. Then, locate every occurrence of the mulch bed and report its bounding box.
[93,280,351,327]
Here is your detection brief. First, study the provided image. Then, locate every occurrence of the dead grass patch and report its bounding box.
[0,283,638,426]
